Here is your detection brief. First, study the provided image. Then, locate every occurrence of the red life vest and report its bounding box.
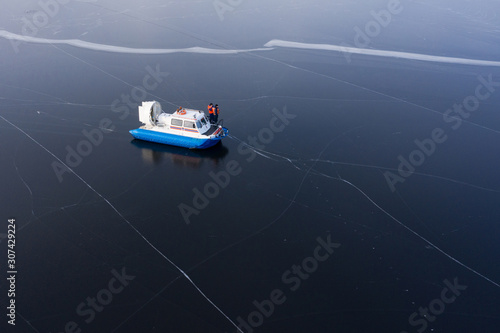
[215,106,219,114]
[208,105,214,114]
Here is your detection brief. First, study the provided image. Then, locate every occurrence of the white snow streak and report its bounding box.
[264,39,500,67]
[0,30,271,55]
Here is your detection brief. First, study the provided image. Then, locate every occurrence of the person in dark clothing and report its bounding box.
[214,104,220,123]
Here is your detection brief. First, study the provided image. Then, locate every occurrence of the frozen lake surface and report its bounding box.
[1,1,500,332]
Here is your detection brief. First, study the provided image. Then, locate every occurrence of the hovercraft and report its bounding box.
[129,101,228,149]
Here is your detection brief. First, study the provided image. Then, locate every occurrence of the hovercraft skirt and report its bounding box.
[129,128,222,149]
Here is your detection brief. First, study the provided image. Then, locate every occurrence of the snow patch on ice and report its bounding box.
[264,39,500,67]
[0,30,272,55]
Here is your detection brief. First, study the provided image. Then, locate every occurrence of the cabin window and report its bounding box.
[171,119,182,126]
[184,120,196,128]
[196,121,201,128]
[200,118,207,126]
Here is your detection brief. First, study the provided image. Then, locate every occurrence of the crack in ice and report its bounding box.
[310,159,500,194]
[228,134,500,290]
[0,114,243,333]
[335,174,500,289]
[247,51,500,136]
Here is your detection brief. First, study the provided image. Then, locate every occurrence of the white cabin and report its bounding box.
[138,101,212,136]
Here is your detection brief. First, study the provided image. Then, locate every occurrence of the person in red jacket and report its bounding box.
[208,103,215,124]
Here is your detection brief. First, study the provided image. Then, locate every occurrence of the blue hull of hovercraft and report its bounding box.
[129,128,227,149]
